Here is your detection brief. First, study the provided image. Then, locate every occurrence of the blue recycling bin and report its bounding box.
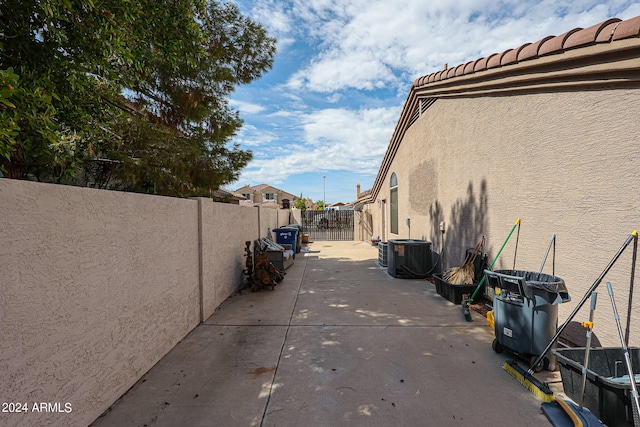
[273,227,298,258]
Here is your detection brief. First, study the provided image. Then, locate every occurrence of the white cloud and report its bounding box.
[274,0,637,92]
[232,0,638,201]
[326,93,342,103]
[229,99,266,114]
[238,105,401,184]
[232,124,277,147]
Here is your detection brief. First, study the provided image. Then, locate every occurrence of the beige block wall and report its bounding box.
[259,207,291,238]
[374,88,640,346]
[0,180,294,427]
[0,181,201,426]
[198,199,259,319]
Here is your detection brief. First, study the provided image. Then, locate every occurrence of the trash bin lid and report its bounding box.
[488,270,570,304]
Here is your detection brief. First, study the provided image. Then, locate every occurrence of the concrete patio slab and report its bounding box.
[91,324,287,427]
[265,325,548,426]
[91,241,563,427]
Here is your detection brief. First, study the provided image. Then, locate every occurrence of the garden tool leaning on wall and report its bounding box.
[462,218,520,321]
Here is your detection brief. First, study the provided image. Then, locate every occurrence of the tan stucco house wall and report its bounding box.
[367,16,640,347]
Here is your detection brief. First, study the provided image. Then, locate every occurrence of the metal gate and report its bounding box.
[301,210,354,241]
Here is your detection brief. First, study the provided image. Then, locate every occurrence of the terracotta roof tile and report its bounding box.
[539,28,582,55]
[518,35,555,60]
[446,66,457,79]
[596,21,621,43]
[487,51,505,69]
[564,18,621,49]
[473,57,488,72]
[411,15,639,89]
[462,60,475,74]
[501,43,530,65]
[612,15,640,41]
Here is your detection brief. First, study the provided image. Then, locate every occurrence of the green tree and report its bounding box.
[316,200,326,210]
[294,193,307,211]
[0,0,276,196]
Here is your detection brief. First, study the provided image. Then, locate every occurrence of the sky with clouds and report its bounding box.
[228,0,640,204]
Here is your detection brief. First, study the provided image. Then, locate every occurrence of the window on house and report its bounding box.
[265,193,275,200]
[390,173,398,234]
[242,193,251,200]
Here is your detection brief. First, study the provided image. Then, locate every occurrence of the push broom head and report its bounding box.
[503,359,554,402]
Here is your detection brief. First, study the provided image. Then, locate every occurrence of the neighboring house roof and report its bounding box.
[235,183,297,201]
[370,15,640,202]
[212,188,244,203]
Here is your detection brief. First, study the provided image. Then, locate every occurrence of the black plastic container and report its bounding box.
[553,347,640,426]
[433,274,477,305]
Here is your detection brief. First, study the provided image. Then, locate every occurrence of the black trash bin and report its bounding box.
[273,227,298,258]
[485,269,570,370]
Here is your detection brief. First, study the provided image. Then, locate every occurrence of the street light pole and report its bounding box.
[323,175,326,211]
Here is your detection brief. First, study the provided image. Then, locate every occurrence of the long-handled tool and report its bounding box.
[539,233,556,275]
[579,292,597,411]
[504,231,638,401]
[606,281,640,427]
[540,292,602,425]
[626,234,638,346]
[462,218,520,321]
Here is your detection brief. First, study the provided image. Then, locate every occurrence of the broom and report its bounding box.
[443,237,484,285]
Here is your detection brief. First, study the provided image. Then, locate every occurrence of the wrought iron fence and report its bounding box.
[301,210,354,241]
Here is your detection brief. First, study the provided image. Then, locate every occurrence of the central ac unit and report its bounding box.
[387,239,432,279]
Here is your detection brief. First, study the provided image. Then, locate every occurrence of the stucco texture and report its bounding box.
[0,180,269,426]
[376,88,640,346]
[199,199,260,318]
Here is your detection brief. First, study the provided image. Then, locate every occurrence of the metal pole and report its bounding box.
[323,175,326,210]
[539,234,556,274]
[606,282,640,425]
[626,235,638,346]
[579,292,597,411]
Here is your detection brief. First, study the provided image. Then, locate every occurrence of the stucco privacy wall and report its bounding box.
[260,206,291,238]
[0,180,288,427]
[198,199,259,319]
[377,89,640,346]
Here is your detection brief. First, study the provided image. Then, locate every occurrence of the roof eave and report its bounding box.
[369,19,640,201]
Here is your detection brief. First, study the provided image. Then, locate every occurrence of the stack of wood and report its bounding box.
[243,240,285,291]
